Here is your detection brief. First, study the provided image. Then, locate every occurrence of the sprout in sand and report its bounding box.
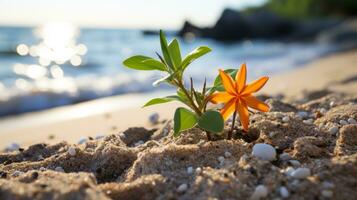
[122,30,269,140]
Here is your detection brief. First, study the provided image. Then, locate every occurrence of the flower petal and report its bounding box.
[236,99,249,132]
[242,76,269,95]
[235,63,247,93]
[243,95,270,112]
[219,69,236,94]
[209,92,234,104]
[220,98,236,121]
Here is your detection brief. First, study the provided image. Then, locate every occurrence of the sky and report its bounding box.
[0,0,266,29]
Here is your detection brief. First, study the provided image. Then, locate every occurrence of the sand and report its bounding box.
[0,50,357,199]
[0,91,356,199]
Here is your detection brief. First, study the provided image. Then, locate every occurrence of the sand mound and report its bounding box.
[1,91,357,199]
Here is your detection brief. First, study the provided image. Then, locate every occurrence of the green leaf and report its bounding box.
[198,110,224,133]
[143,96,180,107]
[159,30,174,69]
[174,107,198,137]
[168,39,181,69]
[181,46,211,70]
[142,59,167,71]
[123,55,166,71]
[212,69,238,92]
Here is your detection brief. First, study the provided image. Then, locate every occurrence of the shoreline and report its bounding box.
[0,50,356,149]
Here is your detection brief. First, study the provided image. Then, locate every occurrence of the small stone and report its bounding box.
[279,186,290,198]
[348,118,357,124]
[187,166,193,174]
[95,134,105,140]
[318,123,325,129]
[55,166,65,172]
[322,181,335,189]
[68,147,76,156]
[329,101,335,107]
[284,167,294,176]
[39,167,46,171]
[251,185,268,199]
[319,108,327,114]
[321,190,333,198]
[274,113,284,118]
[339,120,348,125]
[279,153,291,161]
[78,137,87,145]
[37,155,44,161]
[12,171,22,177]
[5,143,20,152]
[303,119,314,125]
[149,113,159,124]
[252,143,277,161]
[289,160,301,167]
[218,156,225,163]
[224,151,232,158]
[269,132,277,138]
[297,111,308,119]
[328,126,339,135]
[134,140,144,146]
[282,116,290,122]
[195,167,202,174]
[177,183,188,193]
[291,168,311,179]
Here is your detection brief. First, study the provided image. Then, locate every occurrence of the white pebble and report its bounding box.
[252,143,277,161]
[289,160,301,167]
[39,167,46,171]
[78,137,87,145]
[251,185,268,199]
[348,118,357,124]
[187,166,193,174]
[282,116,290,122]
[328,126,339,135]
[149,113,159,124]
[224,151,232,158]
[339,120,348,125]
[5,143,20,152]
[284,167,295,176]
[177,183,188,193]
[329,101,335,107]
[303,119,314,125]
[319,108,327,114]
[55,166,65,172]
[134,140,144,146]
[269,132,277,138]
[297,111,308,119]
[195,167,202,174]
[12,171,22,177]
[321,190,333,198]
[291,168,311,179]
[279,153,291,161]
[95,134,105,140]
[218,156,225,163]
[279,186,290,198]
[322,181,335,189]
[68,147,76,156]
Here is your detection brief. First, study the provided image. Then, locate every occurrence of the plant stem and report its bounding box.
[174,79,202,116]
[228,111,237,139]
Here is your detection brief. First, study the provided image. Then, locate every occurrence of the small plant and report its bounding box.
[122,30,270,140]
[123,30,224,140]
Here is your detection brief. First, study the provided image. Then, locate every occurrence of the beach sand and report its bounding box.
[0,50,357,200]
[1,50,356,149]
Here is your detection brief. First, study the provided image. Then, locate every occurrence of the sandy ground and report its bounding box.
[0,50,356,149]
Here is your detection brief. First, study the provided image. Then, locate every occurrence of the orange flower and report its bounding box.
[210,63,270,131]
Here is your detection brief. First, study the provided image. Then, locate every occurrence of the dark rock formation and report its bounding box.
[178,8,343,42]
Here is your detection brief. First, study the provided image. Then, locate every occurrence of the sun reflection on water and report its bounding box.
[14,23,87,79]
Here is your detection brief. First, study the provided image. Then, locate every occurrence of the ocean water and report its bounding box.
[0,24,337,116]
